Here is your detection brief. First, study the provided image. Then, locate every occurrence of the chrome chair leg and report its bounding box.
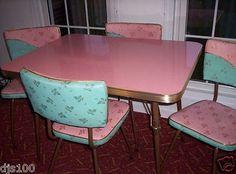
[128,99,138,151]
[213,148,218,174]
[34,114,41,161]
[120,125,133,158]
[92,148,100,174]
[48,138,63,174]
[10,99,16,149]
[143,102,151,116]
[161,130,181,172]
[177,100,182,111]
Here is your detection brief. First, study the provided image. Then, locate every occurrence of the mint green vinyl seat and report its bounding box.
[20,68,132,174]
[163,39,236,174]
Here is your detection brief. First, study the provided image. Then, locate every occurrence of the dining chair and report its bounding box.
[106,22,182,149]
[20,68,132,174]
[1,26,61,149]
[163,39,236,174]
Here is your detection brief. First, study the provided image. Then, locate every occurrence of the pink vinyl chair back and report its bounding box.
[105,22,162,40]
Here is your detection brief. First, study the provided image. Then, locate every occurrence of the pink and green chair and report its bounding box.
[163,39,236,173]
[105,22,182,150]
[1,26,61,148]
[20,68,132,174]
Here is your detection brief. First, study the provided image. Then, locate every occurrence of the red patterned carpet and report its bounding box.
[0,99,235,174]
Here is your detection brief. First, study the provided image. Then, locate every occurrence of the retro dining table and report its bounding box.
[1,34,202,174]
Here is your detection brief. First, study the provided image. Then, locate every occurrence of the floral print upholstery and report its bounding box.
[1,26,61,99]
[169,100,236,151]
[169,39,236,152]
[205,39,236,67]
[105,22,162,40]
[204,39,236,87]
[20,69,109,127]
[53,100,129,146]
[4,26,61,59]
[204,53,236,87]
[20,69,130,146]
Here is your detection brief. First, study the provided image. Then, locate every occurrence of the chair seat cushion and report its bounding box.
[169,100,236,151]
[52,99,129,146]
[1,78,27,99]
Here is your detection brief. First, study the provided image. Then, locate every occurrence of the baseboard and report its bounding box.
[132,80,236,118]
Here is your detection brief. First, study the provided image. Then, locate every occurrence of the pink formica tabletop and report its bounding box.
[1,34,202,103]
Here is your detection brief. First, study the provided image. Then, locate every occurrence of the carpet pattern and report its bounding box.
[0,99,235,174]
